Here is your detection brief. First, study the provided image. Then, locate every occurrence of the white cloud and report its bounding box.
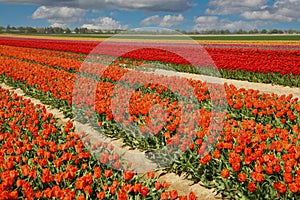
[193,16,266,31]
[31,5,128,29]
[82,17,128,30]
[141,14,184,28]
[50,23,68,29]
[0,0,192,12]
[32,5,128,29]
[241,10,293,22]
[140,15,161,26]
[220,19,264,30]
[206,0,300,22]
[32,6,86,26]
[159,14,184,27]
[194,16,218,23]
[242,0,300,22]
[32,6,85,19]
[206,0,269,15]
[80,0,192,12]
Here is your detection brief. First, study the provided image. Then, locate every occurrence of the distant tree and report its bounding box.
[45,27,53,34]
[249,29,259,34]
[193,30,200,34]
[36,28,46,33]
[17,26,25,33]
[27,27,37,33]
[219,29,225,34]
[208,29,217,34]
[287,29,297,34]
[224,29,231,34]
[235,29,247,34]
[6,25,11,32]
[51,27,63,34]
[74,28,79,34]
[65,28,71,34]
[106,30,112,34]
[260,29,268,34]
[79,28,88,34]
[27,27,32,33]
[269,29,278,34]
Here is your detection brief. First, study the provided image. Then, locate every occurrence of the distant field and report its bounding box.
[192,35,300,41]
[1,33,300,41]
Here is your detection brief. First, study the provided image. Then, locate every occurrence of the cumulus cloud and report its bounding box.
[0,0,192,12]
[31,5,129,29]
[50,23,68,29]
[159,14,184,27]
[241,0,300,22]
[206,0,269,15]
[32,6,86,20]
[140,15,161,26]
[241,10,293,22]
[82,17,128,30]
[193,16,266,31]
[206,0,300,22]
[32,6,86,26]
[141,14,184,28]
[31,5,128,29]
[194,16,218,24]
[80,0,192,12]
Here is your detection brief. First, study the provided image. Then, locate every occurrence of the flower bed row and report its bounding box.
[1,38,300,87]
[0,45,85,72]
[0,86,198,199]
[0,52,219,152]
[1,45,300,199]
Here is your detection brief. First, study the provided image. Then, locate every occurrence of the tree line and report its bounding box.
[0,25,299,35]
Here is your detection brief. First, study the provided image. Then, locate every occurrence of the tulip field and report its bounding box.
[0,34,300,199]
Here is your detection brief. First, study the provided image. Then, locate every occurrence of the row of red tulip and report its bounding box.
[0,87,197,199]
[1,39,300,198]
[1,37,299,76]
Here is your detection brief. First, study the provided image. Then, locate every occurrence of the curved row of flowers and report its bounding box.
[0,37,300,87]
[0,87,197,199]
[0,40,300,199]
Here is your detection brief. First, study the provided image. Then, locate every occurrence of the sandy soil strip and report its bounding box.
[2,71,300,199]
[0,83,156,173]
[0,82,220,199]
[154,69,300,100]
[1,34,299,45]
[0,83,71,125]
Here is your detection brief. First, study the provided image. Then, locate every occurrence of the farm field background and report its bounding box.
[0,34,300,199]
[2,33,300,41]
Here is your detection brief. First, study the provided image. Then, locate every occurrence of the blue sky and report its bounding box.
[0,0,299,31]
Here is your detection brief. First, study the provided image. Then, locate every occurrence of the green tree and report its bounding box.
[6,25,10,32]
[65,28,71,34]
[27,27,37,33]
[269,29,278,34]
[260,29,267,34]
[235,29,247,34]
[74,27,79,34]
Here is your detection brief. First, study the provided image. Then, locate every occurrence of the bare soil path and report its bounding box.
[1,72,299,199]
[154,69,300,99]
